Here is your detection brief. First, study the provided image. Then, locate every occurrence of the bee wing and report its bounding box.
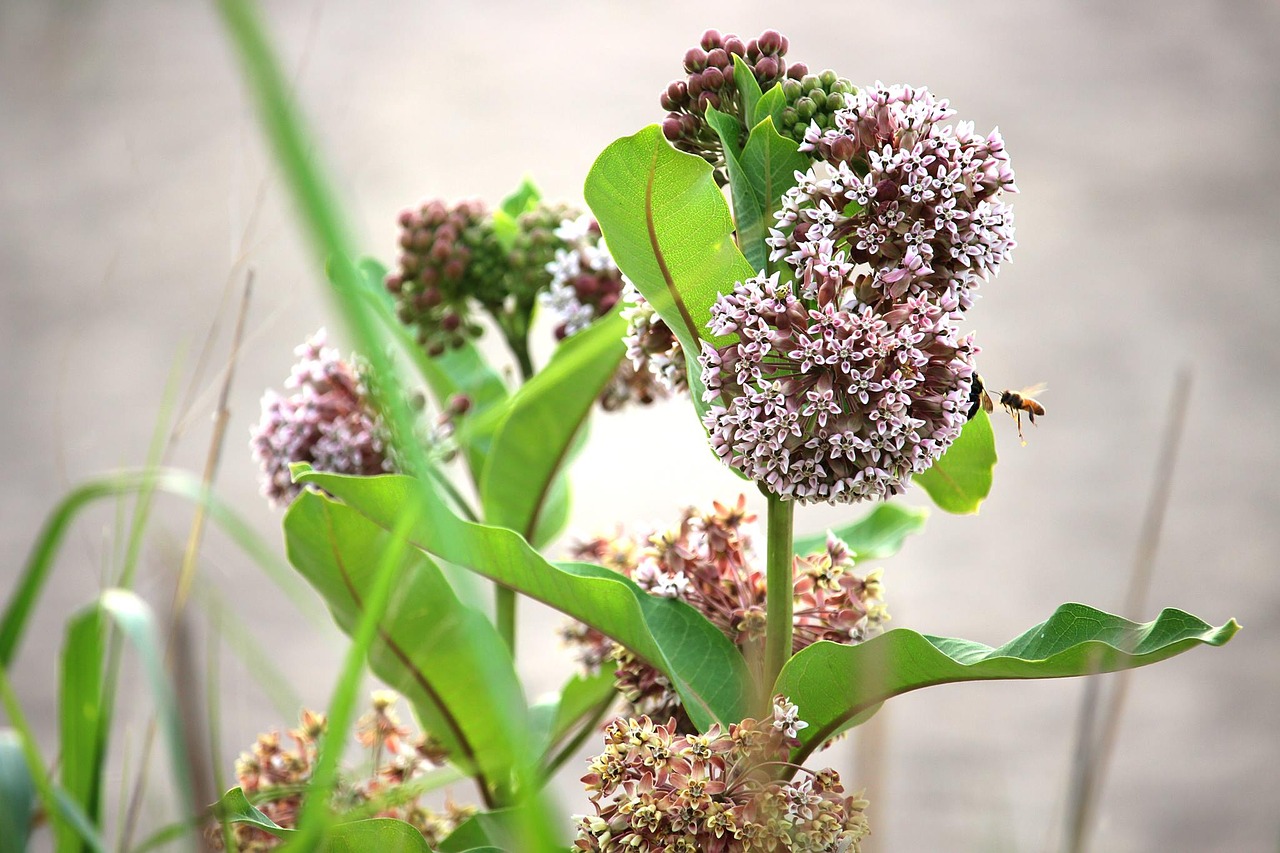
[1016,382,1048,398]
[981,391,994,412]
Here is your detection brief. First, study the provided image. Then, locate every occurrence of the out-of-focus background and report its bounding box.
[2,1,1277,850]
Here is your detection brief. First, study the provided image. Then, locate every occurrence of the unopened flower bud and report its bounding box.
[700,28,722,50]
[683,47,707,72]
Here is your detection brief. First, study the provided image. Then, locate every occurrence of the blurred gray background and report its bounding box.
[2,1,1278,850]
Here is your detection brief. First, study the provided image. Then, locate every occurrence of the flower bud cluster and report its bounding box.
[660,28,804,172]
[575,700,870,852]
[564,497,886,728]
[386,199,490,356]
[778,70,856,144]
[212,694,469,851]
[621,285,688,397]
[250,330,395,507]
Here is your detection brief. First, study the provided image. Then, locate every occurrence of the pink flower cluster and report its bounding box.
[250,330,394,507]
[701,83,1015,503]
[575,700,870,852]
[565,497,886,728]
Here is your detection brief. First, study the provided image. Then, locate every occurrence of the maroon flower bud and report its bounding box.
[701,65,725,89]
[874,178,900,201]
[697,91,720,112]
[830,135,856,163]
[397,209,416,228]
[662,116,683,141]
[427,341,445,357]
[573,274,600,299]
[385,273,404,294]
[419,265,438,285]
[757,29,784,55]
[788,62,808,80]
[700,28,722,50]
[683,47,707,73]
[554,322,568,341]
[429,240,452,263]
[705,48,729,70]
[449,394,472,415]
[755,55,779,81]
[442,258,466,280]
[420,286,443,308]
[440,312,462,332]
[598,292,619,313]
[724,36,745,56]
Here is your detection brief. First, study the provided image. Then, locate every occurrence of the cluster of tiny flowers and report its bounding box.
[210,693,469,851]
[621,284,688,397]
[701,274,976,503]
[543,215,676,411]
[250,330,394,507]
[565,497,886,728]
[777,82,1018,311]
[660,28,806,174]
[574,699,870,852]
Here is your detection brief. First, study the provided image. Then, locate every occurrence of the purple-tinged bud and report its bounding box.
[397,209,416,228]
[449,394,472,415]
[830,135,856,163]
[701,66,725,89]
[697,91,720,112]
[705,48,730,70]
[755,55,779,80]
[700,29,722,50]
[724,36,745,56]
[554,322,568,341]
[427,341,445,357]
[788,62,808,80]
[662,116,683,141]
[683,47,707,73]
[757,29,784,55]
[420,286,443,308]
[874,178,899,201]
[687,74,703,98]
[443,258,466,279]
[429,240,452,263]
[385,273,404,294]
[440,312,462,333]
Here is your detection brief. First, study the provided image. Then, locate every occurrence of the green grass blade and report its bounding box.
[0,467,326,668]
[57,609,109,853]
[0,730,36,849]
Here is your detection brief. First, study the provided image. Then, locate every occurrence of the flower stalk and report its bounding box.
[763,490,795,706]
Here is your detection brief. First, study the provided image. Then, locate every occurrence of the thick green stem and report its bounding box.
[763,492,795,706]
[495,586,516,652]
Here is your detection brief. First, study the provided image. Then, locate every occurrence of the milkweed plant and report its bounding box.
[0,10,1239,853]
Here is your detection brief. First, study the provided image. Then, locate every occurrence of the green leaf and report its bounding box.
[284,490,529,793]
[776,603,1240,763]
[57,608,109,853]
[212,786,291,838]
[912,409,997,514]
[707,112,808,271]
[500,176,542,218]
[0,730,35,849]
[752,83,787,129]
[316,818,435,852]
[437,809,517,853]
[480,309,625,543]
[732,55,764,137]
[294,468,752,731]
[793,502,929,561]
[584,124,757,418]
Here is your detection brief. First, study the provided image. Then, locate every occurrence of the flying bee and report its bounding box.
[967,375,1046,444]
[999,384,1046,443]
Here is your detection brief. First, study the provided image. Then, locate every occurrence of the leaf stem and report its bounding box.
[763,491,795,708]
[496,586,517,652]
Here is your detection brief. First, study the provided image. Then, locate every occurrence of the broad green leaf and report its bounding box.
[0,730,35,849]
[707,111,807,271]
[776,603,1240,763]
[912,409,997,514]
[437,809,518,853]
[793,502,929,561]
[213,786,291,838]
[480,309,626,542]
[317,818,435,852]
[284,490,528,792]
[57,608,109,853]
[529,665,618,761]
[294,468,752,730]
[584,124,757,417]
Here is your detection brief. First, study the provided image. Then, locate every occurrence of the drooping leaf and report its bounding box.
[584,124,757,417]
[912,409,997,514]
[776,603,1240,763]
[0,730,35,849]
[57,608,109,853]
[294,468,752,730]
[479,309,624,543]
[283,489,529,792]
[793,502,929,561]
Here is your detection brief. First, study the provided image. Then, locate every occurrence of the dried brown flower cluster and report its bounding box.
[575,700,870,852]
[210,692,470,851]
[564,497,886,729]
